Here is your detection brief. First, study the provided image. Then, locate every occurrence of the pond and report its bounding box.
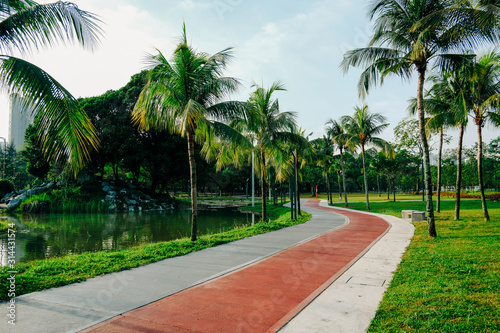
[0,206,256,266]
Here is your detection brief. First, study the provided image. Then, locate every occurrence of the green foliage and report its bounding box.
[21,124,51,181]
[0,204,311,301]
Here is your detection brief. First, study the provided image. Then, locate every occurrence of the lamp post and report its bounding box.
[0,137,5,179]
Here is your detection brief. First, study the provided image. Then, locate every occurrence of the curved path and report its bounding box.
[1,199,413,333]
[81,200,398,333]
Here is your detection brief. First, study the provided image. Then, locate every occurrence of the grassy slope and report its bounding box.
[331,199,500,332]
[0,204,310,301]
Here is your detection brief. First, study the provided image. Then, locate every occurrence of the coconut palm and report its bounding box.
[325,118,349,207]
[313,136,334,205]
[341,104,389,210]
[231,81,298,221]
[0,1,102,172]
[340,0,499,236]
[466,51,500,221]
[133,25,243,241]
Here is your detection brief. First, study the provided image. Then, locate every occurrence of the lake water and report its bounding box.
[0,206,256,266]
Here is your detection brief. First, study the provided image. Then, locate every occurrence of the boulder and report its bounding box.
[7,198,22,210]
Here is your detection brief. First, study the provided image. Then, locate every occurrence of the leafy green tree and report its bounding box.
[0,1,102,173]
[133,25,243,241]
[312,136,334,205]
[340,0,500,236]
[21,124,51,181]
[341,104,389,210]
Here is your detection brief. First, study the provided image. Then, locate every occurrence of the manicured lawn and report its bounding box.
[333,199,500,332]
[0,204,310,301]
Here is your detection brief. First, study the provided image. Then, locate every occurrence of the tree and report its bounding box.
[313,136,334,205]
[21,124,51,181]
[231,81,298,221]
[341,104,389,210]
[133,25,243,241]
[340,0,499,237]
[0,1,102,173]
[326,118,349,207]
[466,51,500,221]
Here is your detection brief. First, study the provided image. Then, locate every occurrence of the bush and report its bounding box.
[0,179,14,198]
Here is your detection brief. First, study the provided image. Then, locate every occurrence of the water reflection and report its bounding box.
[0,207,255,266]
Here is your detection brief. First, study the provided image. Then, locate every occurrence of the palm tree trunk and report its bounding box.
[261,148,267,221]
[340,149,348,207]
[295,154,301,215]
[437,127,443,213]
[417,67,436,237]
[476,121,490,221]
[326,172,331,205]
[187,131,198,241]
[455,122,464,220]
[338,172,342,201]
[361,145,370,210]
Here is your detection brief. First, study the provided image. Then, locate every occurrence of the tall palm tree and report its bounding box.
[133,25,243,241]
[325,118,349,207]
[233,81,298,221]
[466,51,500,221]
[341,104,389,210]
[0,0,102,172]
[340,0,498,237]
[313,136,334,205]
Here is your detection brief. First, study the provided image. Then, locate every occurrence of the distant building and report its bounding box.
[9,95,34,150]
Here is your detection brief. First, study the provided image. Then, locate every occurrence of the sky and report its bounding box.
[0,0,496,151]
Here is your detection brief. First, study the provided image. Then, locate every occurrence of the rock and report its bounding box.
[102,186,113,192]
[15,194,28,201]
[128,206,135,212]
[2,192,14,201]
[108,204,117,210]
[26,189,36,196]
[102,181,109,187]
[120,189,127,194]
[7,198,22,210]
[46,182,56,189]
[127,199,137,205]
[105,195,115,201]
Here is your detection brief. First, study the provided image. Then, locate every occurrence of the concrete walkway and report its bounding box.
[1,199,414,332]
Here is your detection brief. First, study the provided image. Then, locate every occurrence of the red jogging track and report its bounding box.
[81,199,390,333]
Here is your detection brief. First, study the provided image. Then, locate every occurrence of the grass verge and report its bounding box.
[332,200,500,332]
[0,203,310,301]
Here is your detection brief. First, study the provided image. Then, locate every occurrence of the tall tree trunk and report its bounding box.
[187,131,198,241]
[417,68,436,237]
[295,154,301,214]
[476,120,490,221]
[377,174,381,197]
[337,172,342,201]
[326,172,331,205]
[260,148,267,221]
[455,122,465,220]
[361,145,370,210]
[340,149,348,207]
[436,127,443,213]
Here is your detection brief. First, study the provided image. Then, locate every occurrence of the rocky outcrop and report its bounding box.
[100,181,175,212]
[1,182,56,211]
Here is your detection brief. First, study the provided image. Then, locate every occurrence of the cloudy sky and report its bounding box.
[0,0,495,149]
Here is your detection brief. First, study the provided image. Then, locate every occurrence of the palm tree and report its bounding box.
[325,118,349,207]
[466,51,500,221]
[133,25,243,241]
[341,104,389,210]
[340,0,499,237]
[0,1,102,172]
[313,136,334,205]
[233,81,298,221]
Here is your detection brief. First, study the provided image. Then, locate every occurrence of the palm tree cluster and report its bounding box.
[133,26,308,241]
[341,0,500,236]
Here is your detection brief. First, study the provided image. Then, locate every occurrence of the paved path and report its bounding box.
[1,199,414,332]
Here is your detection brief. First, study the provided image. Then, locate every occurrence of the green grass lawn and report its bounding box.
[333,199,500,332]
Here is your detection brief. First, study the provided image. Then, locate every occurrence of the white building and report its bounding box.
[9,95,33,150]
